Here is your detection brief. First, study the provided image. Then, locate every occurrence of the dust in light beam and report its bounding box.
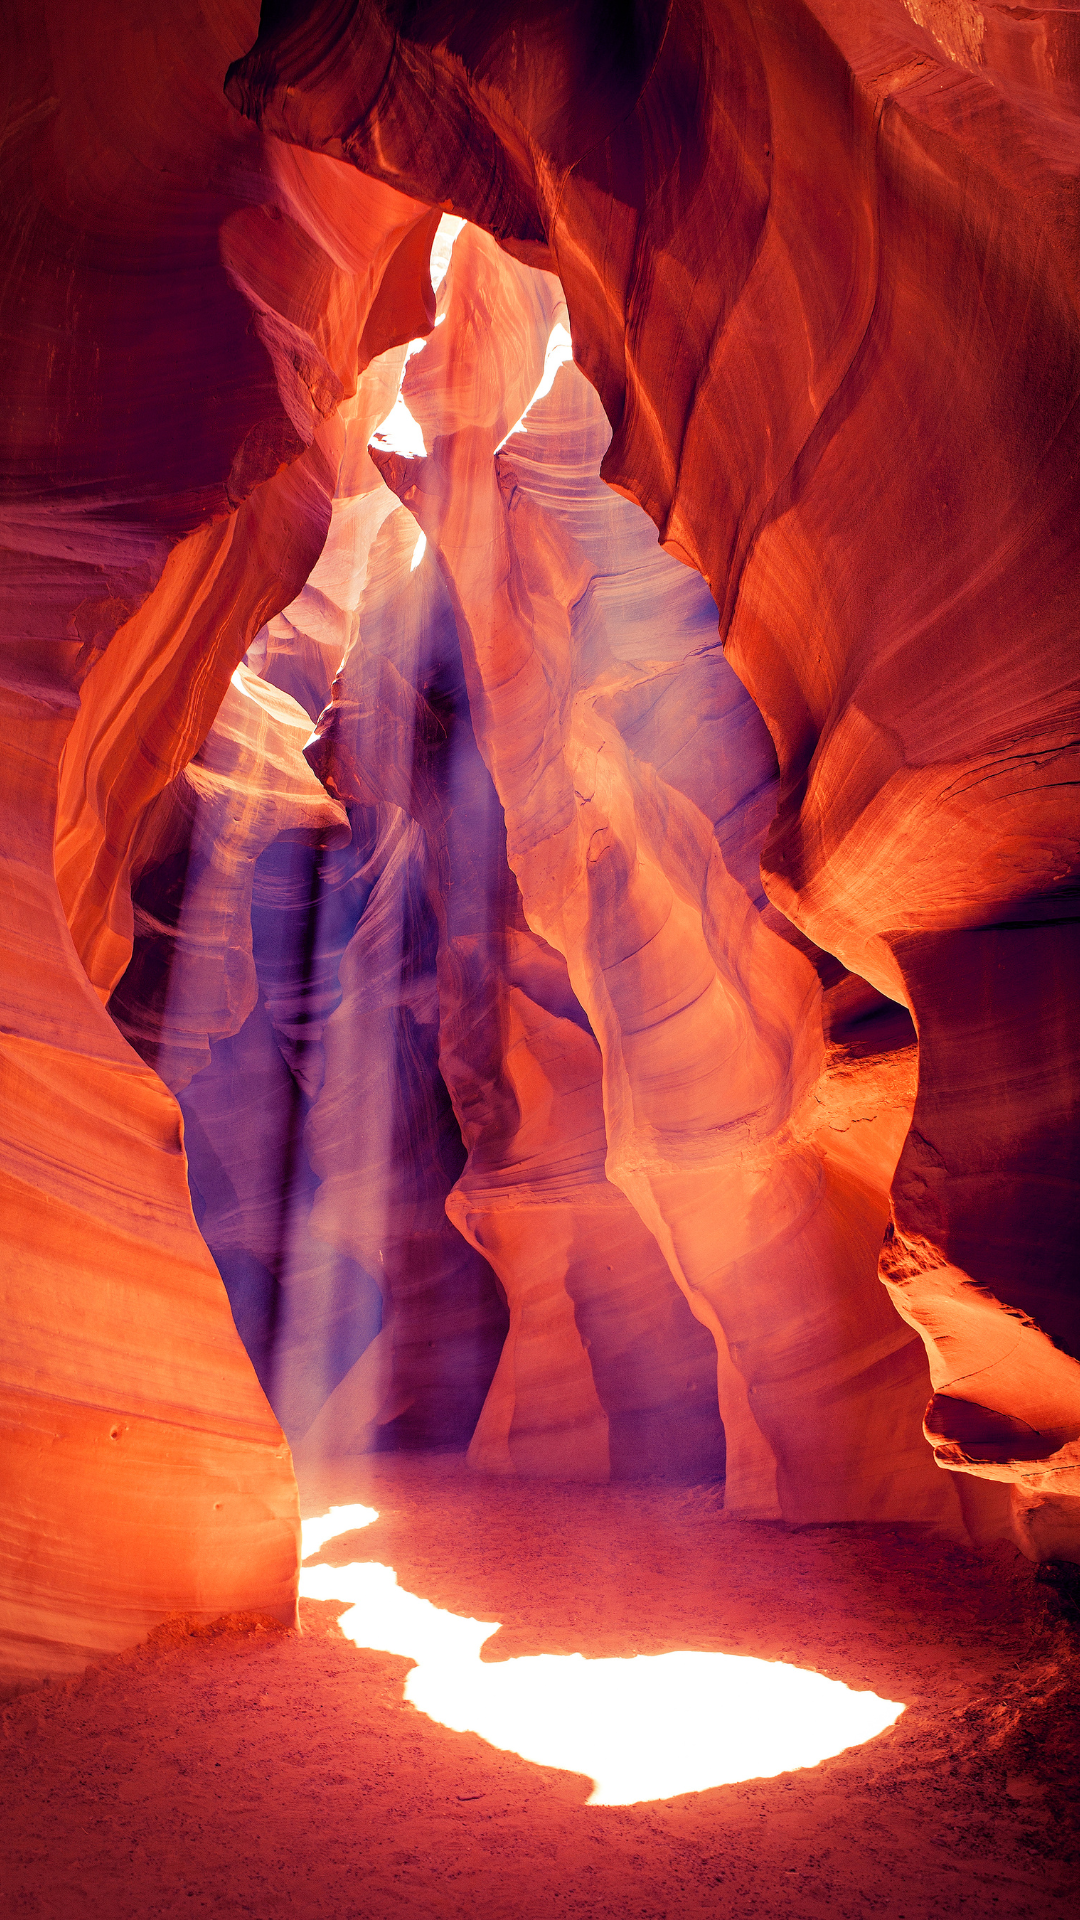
[299,1508,904,1806]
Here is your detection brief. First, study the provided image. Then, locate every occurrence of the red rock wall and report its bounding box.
[305,310,728,1486]
[4,0,1079,1694]
[227,0,1080,1556]
[0,0,442,1688]
[366,224,966,1526]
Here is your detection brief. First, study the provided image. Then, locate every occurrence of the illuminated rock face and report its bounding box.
[228,0,1080,1552]
[306,298,727,1487]
[362,226,960,1527]
[2,0,1078,1694]
[0,0,444,1688]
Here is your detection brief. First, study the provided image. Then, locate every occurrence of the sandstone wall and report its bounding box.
[0,0,443,1688]
[226,0,1080,1555]
[4,0,1079,1692]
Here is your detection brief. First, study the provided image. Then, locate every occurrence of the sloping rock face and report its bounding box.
[0,0,449,1688]
[226,0,1078,1558]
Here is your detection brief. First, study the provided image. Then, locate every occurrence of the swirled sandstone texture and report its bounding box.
[0,0,448,1688]
[108,329,513,1461]
[4,0,1078,1711]
[106,665,381,1440]
[367,225,963,1527]
[231,0,1080,1556]
[306,322,728,1486]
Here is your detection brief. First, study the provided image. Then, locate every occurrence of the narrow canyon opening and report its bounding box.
[4,4,1079,1915]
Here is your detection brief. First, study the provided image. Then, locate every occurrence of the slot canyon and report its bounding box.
[1,1,1078,1914]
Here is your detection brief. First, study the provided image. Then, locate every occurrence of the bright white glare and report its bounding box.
[498,322,575,449]
[430,213,466,293]
[410,530,427,572]
[299,1514,905,1806]
[370,389,427,459]
[529,321,575,409]
[300,1504,379,1559]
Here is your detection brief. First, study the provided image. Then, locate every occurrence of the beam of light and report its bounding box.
[410,530,427,571]
[298,1511,905,1805]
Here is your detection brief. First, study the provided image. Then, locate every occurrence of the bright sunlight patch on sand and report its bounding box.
[300,1506,380,1558]
[299,1507,905,1806]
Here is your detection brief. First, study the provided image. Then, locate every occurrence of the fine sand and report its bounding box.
[3,1453,1077,1918]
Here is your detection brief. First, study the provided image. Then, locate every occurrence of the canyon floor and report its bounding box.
[3,1454,1078,1920]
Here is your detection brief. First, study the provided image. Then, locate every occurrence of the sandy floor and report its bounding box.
[3,1454,1078,1919]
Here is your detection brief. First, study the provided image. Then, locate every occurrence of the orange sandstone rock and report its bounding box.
[0,0,445,1687]
[4,0,1079,1711]
[231,0,1080,1556]
[370,225,960,1525]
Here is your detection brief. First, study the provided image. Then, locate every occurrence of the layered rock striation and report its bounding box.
[307,283,728,1486]
[366,224,961,1525]
[229,0,1080,1553]
[3,0,1079,1692]
[0,0,446,1687]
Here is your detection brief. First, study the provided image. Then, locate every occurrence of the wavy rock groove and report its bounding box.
[2,0,1078,1701]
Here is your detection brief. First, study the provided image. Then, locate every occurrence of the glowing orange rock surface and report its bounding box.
[0,0,439,1688]
[229,0,1080,1554]
[367,226,963,1527]
[2,0,1079,1693]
